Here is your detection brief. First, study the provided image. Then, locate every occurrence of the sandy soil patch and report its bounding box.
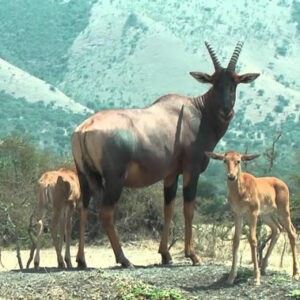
[0,236,297,274]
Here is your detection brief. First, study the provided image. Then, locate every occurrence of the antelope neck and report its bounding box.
[192,95,205,113]
[227,173,246,196]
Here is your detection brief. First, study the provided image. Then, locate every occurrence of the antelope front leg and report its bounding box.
[280,212,299,279]
[249,212,260,285]
[76,206,87,269]
[33,219,44,269]
[227,214,243,285]
[289,225,299,280]
[99,203,132,268]
[260,216,280,275]
[158,200,175,264]
[158,178,178,264]
[182,176,201,265]
[183,200,201,265]
[52,213,65,268]
[33,195,45,269]
[26,215,37,269]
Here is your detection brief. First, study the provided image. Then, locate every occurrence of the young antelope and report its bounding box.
[205,150,299,285]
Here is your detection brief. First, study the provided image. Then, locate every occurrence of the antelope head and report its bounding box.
[190,42,260,122]
[205,151,260,181]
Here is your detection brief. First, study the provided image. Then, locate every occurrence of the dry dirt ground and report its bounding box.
[0,240,300,299]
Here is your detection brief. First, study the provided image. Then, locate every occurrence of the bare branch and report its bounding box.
[264,131,282,173]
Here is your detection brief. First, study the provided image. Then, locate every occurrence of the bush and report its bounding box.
[79,182,185,247]
[0,134,73,251]
[81,183,172,243]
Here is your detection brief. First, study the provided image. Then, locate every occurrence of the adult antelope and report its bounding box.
[26,168,80,269]
[72,41,260,268]
[205,151,299,285]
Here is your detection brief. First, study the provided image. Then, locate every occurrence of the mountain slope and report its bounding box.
[60,0,300,123]
[56,0,300,179]
[0,0,299,179]
[0,57,92,114]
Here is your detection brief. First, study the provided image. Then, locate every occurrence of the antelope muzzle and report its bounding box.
[227,173,237,181]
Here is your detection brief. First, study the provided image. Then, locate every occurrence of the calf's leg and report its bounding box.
[33,219,43,269]
[64,205,74,268]
[248,212,260,285]
[33,189,46,269]
[227,214,243,285]
[279,210,299,279]
[52,211,65,268]
[260,215,281,275]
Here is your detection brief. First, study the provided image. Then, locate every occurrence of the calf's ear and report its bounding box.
[241,154,260,161]
[205,152,224,160]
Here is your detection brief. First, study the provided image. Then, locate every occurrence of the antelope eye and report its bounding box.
[236,160,240,165]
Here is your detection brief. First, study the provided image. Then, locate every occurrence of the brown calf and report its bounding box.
[205,151,299,285]
[26,168,80,269]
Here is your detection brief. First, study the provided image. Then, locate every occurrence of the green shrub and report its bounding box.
[0,133,73,249]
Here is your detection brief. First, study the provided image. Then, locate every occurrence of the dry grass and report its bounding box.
[1,229,298,276]
[1,235,299,299]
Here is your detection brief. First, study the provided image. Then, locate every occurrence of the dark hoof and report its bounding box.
[122,262,134,269]
[76,259,87,269]
[65,260,73,269]
[58,262,66,269]
[34,262,40,270]
[161,253,173,265]
[186,253,201,265]
[120,259,134,268]
[226,280,235,286]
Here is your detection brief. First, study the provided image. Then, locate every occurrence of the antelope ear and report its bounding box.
[205,152,224,160]
[190,72,212,84]
[241,154,260,161]
[238,73,260,84]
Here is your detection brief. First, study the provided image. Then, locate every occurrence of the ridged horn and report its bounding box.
[205,41,222,71]
[227,41,244,71]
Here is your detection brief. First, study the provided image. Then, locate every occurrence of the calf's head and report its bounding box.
[205,151,260,181]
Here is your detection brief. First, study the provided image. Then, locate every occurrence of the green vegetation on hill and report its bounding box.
[0,0,95,84]
[0,92,89,155]
[212,107,300,182]
[0,1,298,230]
[0,0,298,183]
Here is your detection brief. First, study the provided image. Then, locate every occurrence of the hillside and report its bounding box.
[0,0,299,181]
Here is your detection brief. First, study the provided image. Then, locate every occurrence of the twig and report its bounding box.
[168,238,178,251]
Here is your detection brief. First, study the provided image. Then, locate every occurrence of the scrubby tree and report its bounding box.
[0,134,72,268]
[290,152,300,230]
